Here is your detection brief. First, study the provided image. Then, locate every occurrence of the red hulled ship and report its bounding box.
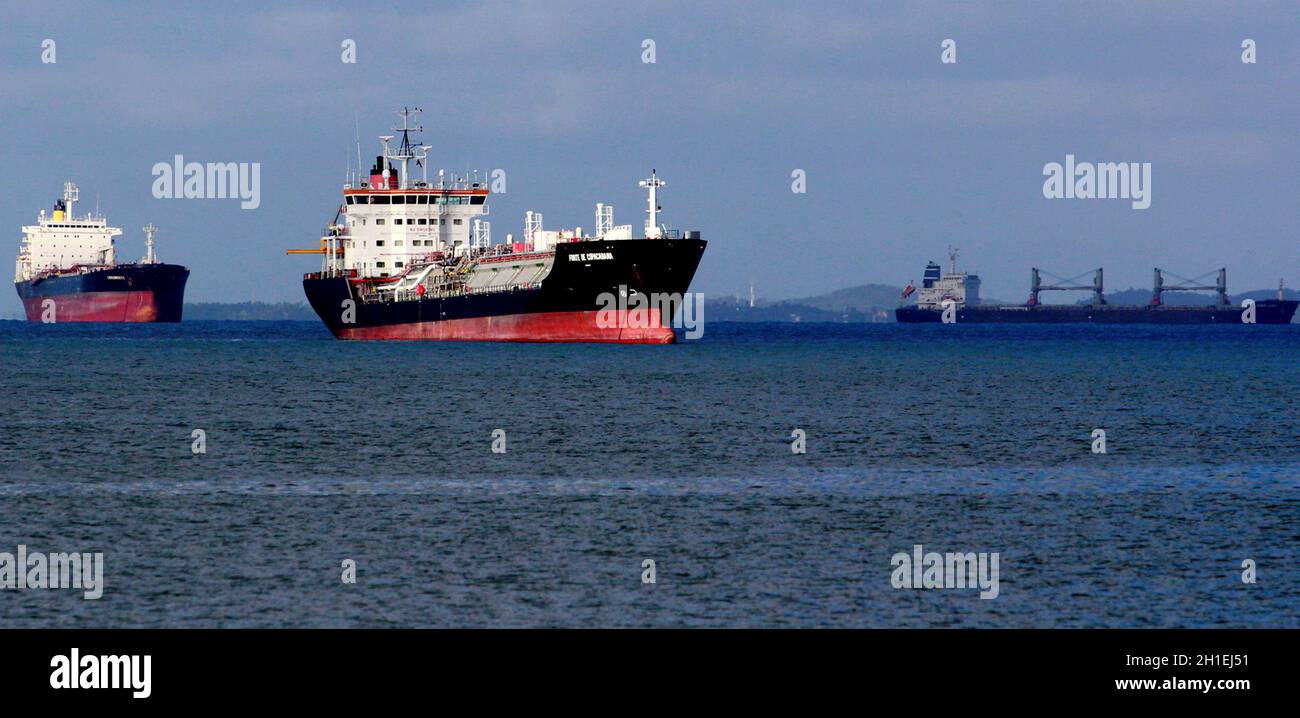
[290,109,706,342]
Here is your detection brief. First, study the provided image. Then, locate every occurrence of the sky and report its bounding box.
[2,1,1297,313]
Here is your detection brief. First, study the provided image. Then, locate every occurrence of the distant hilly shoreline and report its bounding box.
[178,285,1299,322]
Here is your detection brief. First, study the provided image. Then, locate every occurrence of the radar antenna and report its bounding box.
[387,107,424,189]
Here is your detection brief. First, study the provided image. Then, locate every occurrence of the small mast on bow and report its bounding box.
[639,170,666,239]
[142,223,159,264]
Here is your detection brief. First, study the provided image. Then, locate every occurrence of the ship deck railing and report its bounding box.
[364,281,541,304]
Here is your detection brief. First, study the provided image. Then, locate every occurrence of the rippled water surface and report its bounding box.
[0,321,1296,626]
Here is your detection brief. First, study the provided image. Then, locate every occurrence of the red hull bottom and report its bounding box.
[334,309,676,343]
[21,291,160,323]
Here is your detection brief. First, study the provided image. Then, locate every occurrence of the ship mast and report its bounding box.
[389,107,423,190]
[639,170,666,239]
[63,181,79,219]
[143,223,158,264]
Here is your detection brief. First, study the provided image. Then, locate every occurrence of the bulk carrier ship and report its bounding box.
[290,109,706,342]
[896,249,1297,324]
[14,182,188,322]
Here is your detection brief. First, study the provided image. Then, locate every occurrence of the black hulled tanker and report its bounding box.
[291,110,706,342]
[303,237,706,342]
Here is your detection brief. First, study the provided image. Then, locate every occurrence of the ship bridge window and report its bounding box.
[372,196,390,204]
[416,195,429,205]
[471,196,485,205]
[392,195,406,204]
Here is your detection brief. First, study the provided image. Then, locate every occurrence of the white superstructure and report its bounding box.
[14,182,121,283]
[914,247,981,309]
[328,108,487,279]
